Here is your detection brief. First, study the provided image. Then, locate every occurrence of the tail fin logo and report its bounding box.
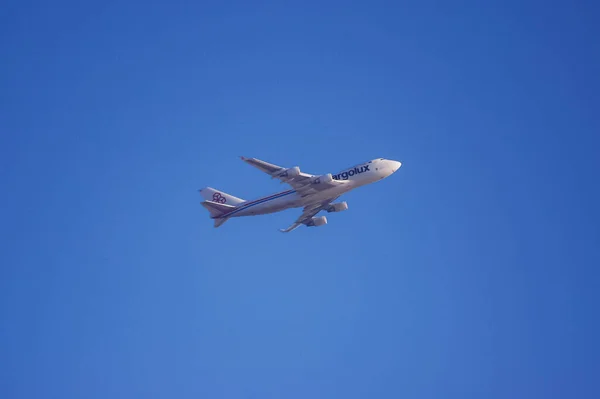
[212,192,227,203]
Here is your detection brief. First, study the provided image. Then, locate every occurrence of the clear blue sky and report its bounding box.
[1,1,599,398]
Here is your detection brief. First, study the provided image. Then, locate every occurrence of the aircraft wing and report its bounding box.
[279,196,340,233]
[240,156,349,195]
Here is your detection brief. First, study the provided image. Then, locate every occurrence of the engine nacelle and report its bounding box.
[279,166,300,178]
[307,216,327,227]
[327,201,349,213]
[311,173,333,185]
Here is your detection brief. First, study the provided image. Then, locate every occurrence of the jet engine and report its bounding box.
[327,201,348,213]
[310,173,333,184]
[307,216,327,227]
[280,166,300,178]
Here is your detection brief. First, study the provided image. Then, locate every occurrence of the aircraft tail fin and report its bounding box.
[199,187,245,206]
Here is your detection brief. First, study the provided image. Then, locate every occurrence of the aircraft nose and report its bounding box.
[390,160,402,172]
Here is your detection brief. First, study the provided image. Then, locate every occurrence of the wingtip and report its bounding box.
[279,223,301,233]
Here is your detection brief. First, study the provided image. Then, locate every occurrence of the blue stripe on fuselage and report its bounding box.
[220,190,296,218]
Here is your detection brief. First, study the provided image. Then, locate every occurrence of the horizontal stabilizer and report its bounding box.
[201,200,235,218]
[214,218,229,228]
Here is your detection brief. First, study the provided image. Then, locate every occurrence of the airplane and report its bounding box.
[199,156,402,232]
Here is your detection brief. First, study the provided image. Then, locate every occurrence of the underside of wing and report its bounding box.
[279,196,340,233]
[239,157,288,175]
[240,156,313,188]
[240,156,349,194]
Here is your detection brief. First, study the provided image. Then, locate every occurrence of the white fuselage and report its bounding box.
[222,158,401,219]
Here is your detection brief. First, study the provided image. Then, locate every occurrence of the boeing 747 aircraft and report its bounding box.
[199,156,402,232]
